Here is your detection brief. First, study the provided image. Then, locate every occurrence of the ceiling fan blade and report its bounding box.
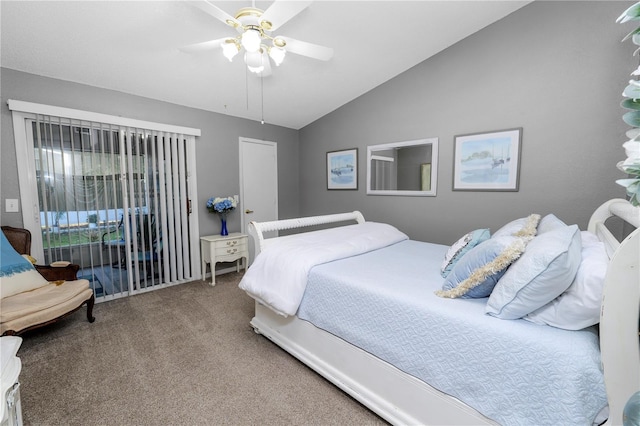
[279,36,333,61]
[260,1,312,32]
[179,37,227,53]
[187,1,240,28]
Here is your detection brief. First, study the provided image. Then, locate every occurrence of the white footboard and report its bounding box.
[589,199,640,425]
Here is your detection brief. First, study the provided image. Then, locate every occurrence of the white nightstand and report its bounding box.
[200,233,248,286]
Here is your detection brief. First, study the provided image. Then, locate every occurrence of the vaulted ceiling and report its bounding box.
[1,1,530,129]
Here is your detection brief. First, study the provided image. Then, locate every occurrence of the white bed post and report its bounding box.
[600,228,640,425]
[589,199,640,425]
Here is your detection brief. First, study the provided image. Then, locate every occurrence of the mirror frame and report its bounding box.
[366,137,439,196]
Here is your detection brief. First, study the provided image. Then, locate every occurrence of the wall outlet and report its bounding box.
[5,199,19,212]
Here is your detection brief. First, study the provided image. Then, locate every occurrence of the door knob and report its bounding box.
[245,209,254,214]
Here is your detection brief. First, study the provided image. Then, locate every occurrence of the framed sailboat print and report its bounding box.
[453,128,522,191]
[327,148,358,190]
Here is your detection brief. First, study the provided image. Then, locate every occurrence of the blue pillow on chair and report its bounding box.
[0,231,33,277]
[0,230,49,298]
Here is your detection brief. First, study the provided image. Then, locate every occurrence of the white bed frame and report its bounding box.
[247,199,639,425]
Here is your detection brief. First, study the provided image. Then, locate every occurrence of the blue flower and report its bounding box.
[206,196,237,215]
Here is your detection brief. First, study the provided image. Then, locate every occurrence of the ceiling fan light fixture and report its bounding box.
[241,28,262,53]
[247,64,265,74]
[269,46,286,66]
[245,51,264,74]
[184,1,333,77]
[221,39,239,61]
[260,20,273,31]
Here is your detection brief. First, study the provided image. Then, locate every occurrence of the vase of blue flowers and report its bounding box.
[206,196,237,236]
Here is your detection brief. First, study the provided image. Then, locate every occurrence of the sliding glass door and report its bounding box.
[10,100,201,301]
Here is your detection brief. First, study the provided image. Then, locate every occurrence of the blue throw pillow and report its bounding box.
[0,230,49,299]
[0,231,34,277]
[486,225,582,319]
[440,229,490,278]
[437,236,527,299]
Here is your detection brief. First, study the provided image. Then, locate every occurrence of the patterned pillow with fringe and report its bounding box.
[436,235,528,299]
[440,228,490,278]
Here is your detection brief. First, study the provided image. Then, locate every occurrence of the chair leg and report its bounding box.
[86,294,96,323]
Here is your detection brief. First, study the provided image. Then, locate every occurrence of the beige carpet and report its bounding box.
[16,272,386,425]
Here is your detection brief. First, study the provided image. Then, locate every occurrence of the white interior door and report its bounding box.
[239,137,278,264]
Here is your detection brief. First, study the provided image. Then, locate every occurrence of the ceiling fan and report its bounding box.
[181,0,334,77]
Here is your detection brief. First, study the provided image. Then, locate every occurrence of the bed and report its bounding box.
[238,199,639,425]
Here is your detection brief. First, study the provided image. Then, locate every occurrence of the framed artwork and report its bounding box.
[452,128,522,191]
[327,148,358,190]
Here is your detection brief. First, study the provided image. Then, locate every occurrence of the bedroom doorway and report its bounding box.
[239,137,278,264]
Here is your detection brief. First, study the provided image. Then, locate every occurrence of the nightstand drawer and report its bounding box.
[214,237,246,249]
[215,243,247,257]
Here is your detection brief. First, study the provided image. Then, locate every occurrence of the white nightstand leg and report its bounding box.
[210,261,216,286]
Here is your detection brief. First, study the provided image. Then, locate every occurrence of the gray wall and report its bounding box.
[298,1,634,244]
[2,1,634,247]
[0,68,300,236]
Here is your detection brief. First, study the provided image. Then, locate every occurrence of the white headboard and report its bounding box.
[588,198,640,258]
[248,211,365,255]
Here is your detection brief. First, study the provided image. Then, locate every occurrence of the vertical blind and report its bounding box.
[10,100,201,299]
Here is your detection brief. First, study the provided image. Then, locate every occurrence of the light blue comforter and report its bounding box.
[297,240,607,426]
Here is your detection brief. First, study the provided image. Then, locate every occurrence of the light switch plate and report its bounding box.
[5,199,19,212]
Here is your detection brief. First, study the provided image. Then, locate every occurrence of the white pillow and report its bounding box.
[537,214,567,235]
[492,214,540,239]
[524,231,608,330]
[486,224,582,319]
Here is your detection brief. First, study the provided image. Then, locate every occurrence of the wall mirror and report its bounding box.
[366,138,438,196]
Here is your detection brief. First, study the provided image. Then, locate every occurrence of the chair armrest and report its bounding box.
[35,264,80,281]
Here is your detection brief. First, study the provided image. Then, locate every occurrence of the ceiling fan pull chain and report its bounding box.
[246,65,250,111]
